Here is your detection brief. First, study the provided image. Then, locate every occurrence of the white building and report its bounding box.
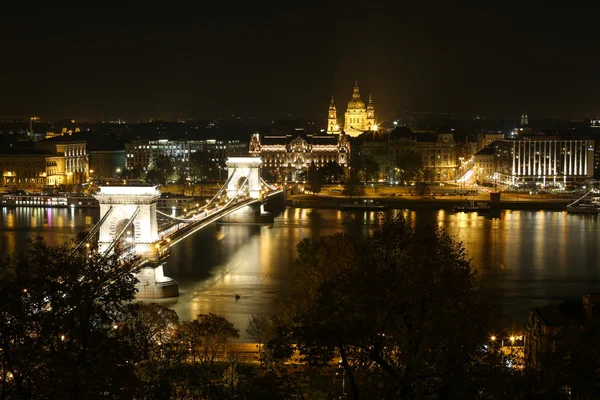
[125,139,247,170]
[494,136,594,185]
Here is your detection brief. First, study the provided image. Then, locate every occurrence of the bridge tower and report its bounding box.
[226,157,263,200]
[94,185,161,258]
[93,185,178,299]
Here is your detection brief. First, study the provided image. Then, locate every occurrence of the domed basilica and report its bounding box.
[327,81,375,137]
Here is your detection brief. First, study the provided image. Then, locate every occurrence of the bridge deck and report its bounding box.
[160,189,283,247]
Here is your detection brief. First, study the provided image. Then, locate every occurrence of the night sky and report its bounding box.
[2,3,600,122]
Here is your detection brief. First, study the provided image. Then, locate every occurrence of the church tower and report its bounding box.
[520,111,528,126]
[327,96,339,133]
[366,94,375,130]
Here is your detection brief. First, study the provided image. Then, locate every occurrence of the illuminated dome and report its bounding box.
[347,82,365,110]
[347,97,365,110]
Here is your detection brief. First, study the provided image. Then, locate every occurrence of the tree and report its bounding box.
[121,302,179,361]
[124,165,146,181]
[307,163,323,195]
[146,168,166,185]
[423,167,436,183]
[343,169,364,198]
[396,150,424,184]
[153,155,177,183]
[0,237,140,399]
[371,151,394,181]
[322,161,344,182]
[190,150,217,181]
[272,214,514,399]
[247,314,272,363]
[415,182,431,197]
[198,313,240,363]
[358,154,379,183]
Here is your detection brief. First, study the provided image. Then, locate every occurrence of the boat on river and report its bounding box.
[340,200,387,210]
[0,193,98,208]
[453,200,492,213]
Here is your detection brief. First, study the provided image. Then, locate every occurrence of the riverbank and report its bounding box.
[286,194,572,211]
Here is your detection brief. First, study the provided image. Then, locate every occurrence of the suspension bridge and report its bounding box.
[73,157,284,299]
[566,188,600,213]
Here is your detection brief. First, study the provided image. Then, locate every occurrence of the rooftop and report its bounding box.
[0,144,53,155]
[475,146,495,156]
[532,300,586,327]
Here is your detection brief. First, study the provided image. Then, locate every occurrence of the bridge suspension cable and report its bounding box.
[71,206,113,255]
[260,178,278,191]
[567,188,598,208]
[157,169,254,237]
[101,207,141,257]
[204,168,236,208]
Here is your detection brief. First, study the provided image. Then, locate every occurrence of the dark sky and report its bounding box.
[2,3,600,122]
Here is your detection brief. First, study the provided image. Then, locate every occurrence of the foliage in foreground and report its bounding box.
[0,239,330,399]
[0,238,139,399]
[270,213,524,399]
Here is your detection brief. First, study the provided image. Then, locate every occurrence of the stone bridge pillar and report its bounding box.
[93,185,178,299]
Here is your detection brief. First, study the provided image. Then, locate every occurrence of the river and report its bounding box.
[1,206,599,340]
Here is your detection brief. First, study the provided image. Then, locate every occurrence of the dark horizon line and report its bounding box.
[2,112,600,124]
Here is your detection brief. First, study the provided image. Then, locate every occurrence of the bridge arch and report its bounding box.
[226,157,262,199]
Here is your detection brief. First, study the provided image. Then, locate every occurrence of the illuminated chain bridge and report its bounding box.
[74,157,283,299]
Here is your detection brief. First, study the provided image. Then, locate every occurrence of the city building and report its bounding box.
[494,135,594,186]
[0,140,88,188]
[89,150,126,179]
[473,146,497,183]
[249,132,350,181]
[360,127,460,181]
[125,139,247,171]
[526,294,600,368]
[477,132,505,152]
[327,81,376,137]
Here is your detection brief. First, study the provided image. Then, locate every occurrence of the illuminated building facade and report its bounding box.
[361,129,459,181]
[0,140,89,187]
[327,81,376,137]
[494,136,594,185]
[249,132,350,181]
[125,139,247,170]
[473,146,496,183]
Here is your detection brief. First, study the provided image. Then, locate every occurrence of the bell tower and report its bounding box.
[327,95,339,133]
[366,94,375,130]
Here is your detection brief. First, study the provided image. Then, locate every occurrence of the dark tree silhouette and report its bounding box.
[271,214,518,399]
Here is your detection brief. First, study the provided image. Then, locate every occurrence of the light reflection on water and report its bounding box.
[0,207,97,254]
[1,206,600,340]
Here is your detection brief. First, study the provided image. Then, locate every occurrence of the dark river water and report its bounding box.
[1,206,600,340]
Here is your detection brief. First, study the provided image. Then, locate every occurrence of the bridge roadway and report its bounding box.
[158,189,283,247]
